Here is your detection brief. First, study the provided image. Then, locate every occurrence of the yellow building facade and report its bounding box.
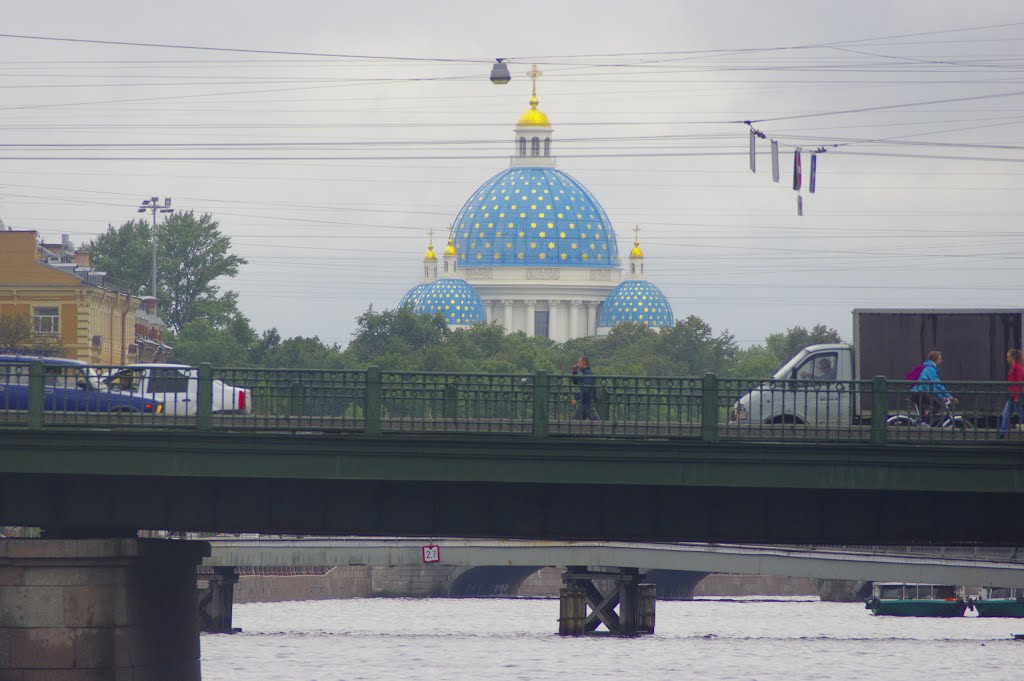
[0,230,168,364]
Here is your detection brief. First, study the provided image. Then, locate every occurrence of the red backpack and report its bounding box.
[905,363,925,381]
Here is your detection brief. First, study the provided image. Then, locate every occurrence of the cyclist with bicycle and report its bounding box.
[911,350,953,426]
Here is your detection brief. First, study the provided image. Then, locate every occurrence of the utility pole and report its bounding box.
[138,197,173,297]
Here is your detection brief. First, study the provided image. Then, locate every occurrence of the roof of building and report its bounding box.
[406,277,486,326]
[399,282,430,308]
[451,166,619,268]
[598,279,675,329]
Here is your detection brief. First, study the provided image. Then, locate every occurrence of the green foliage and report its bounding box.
[162,297,842,380]
[159,212,247,332]
[0,312,33,349]
[86,211,246,333]
[168,319,248,367]
[765,324,844,366]
[728,345,784,378]
[345,306,450,368]
[261,336,347,370]
[87,220,153,294]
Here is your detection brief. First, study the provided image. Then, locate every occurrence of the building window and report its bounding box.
[544,138,551,156]
[32,306,60,335]
[534,310,549,338]
[531,137,540,156]
[518,137,526,156]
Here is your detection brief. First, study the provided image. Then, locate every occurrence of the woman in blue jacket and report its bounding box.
[911,350,952,425]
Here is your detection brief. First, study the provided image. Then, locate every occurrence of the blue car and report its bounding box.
[0,355,163,414]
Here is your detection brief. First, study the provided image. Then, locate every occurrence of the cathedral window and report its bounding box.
[534,310,549,338]
[518,137,526,156]
[544,138,551,156]
[531,137,540,156]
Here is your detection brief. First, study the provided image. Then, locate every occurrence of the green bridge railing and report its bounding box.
[0,361,1020,445]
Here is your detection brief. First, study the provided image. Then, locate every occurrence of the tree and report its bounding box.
[86,221,153,295]
[262,336,346,370]
[765,324,844,367]
[0,311,63,354]
[87,211,246,333]
[0,312,33,349]
[657,316,738,376]
[344,306,450,367]
[168,319,248,367]
[728,345,782,378]
[159,212,247,332]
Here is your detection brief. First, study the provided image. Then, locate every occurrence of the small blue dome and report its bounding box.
[399,283,429,308]
[599,280,674,329]
[452,167,619,268]
[412,278,487,326]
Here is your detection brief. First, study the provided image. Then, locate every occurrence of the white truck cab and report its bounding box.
[731,344,855,425]
[103,364,251,416]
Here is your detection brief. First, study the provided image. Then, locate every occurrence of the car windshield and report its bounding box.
[772,350,811,380]
[83,367,103,390]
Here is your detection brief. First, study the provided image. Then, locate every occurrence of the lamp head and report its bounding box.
[490,58,511,85]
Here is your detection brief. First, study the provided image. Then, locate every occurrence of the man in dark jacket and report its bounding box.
[571,356,600,420]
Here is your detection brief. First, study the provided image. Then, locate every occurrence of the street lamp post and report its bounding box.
[138,197,173,297]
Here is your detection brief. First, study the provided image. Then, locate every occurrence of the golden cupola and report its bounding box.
[517,94,551,128]
[423,242,437,261]
[627,226,645,278]
[443,238,457,257]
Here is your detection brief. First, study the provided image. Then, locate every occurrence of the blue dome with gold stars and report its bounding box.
[399,283,429,308]
[409,277,487,326]
[598,280,674,329]
[451,167,619,268]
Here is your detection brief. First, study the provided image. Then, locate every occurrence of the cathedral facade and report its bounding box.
[401,77,674,342]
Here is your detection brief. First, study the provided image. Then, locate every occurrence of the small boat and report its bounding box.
[865,582,967,617]
[972,587,1024,618]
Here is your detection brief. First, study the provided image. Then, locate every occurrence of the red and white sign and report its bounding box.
[422,544,440,563]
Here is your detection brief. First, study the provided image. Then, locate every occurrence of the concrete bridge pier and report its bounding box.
[0,538,209,681]
[199,566,240,634]
[559,567,655,637]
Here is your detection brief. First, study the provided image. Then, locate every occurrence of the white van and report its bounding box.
[104,363,251,416]
[730,344,855,426]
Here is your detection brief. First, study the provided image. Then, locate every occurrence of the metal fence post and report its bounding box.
[443,383,458,420]
[533,370,549,438]
[365,366,381,435]
[27,360,44,430]
[197,363,213,431]
[701,373,719,443]
[871,375,888,445]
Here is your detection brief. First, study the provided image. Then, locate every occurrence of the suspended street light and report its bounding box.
[490,58,511,85]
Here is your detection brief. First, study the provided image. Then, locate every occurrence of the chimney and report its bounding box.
[139,296,158,314]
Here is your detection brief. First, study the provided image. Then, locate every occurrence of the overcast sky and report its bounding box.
[2,1,1022,348]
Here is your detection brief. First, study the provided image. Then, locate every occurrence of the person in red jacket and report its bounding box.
[998,349,1024,439]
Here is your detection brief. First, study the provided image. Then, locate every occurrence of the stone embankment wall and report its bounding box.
[219,566,823,603]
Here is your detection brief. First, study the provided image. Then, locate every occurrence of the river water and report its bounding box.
[201,597,1021,680]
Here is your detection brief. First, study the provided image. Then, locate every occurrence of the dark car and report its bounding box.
[0,355,163,414]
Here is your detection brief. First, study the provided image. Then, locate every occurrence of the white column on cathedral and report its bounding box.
[502,299,516,331]
[586,302,598,336]
[547,300,559,342]
[525,300,536,336]
[569,301,582,339]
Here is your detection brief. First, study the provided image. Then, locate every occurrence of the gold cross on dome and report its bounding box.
[427,228,434,247]
[633,224,641,242]
[527,64,542,97]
